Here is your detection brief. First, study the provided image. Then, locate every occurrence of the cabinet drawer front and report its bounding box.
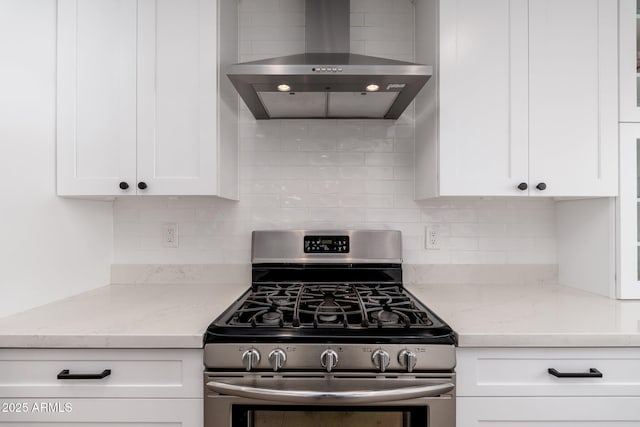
[0,398,201,426]
[0,349,202,398]
[458,348,640,396]
[458,396,640,425]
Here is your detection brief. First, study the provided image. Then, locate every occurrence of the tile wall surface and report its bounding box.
[112,0,557,265]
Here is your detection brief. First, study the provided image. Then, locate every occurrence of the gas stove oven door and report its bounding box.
[205,372,455,427]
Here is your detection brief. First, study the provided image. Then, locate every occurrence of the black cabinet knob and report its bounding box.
[137,182,148,190]
[517,182,528,191]
[536,182,547,191]
[119,181,129,190]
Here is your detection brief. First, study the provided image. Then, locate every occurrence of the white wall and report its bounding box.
[0,0,113,318]
[112,0,557,266]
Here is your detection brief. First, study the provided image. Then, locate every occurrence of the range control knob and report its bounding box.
[241,348,261,371]
[372,349,390,372]
[398,350,418,373]
[268,349,287,372]
[320,349,338,372]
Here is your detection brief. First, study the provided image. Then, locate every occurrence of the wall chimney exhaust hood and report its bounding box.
[226,0,432,120]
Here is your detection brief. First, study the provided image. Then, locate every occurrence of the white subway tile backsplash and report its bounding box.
[446,237,480,251]
[349,41,366,55]
[308,152,365,166]
[364,180,395,194]
[246,12,305,27]
[112,0,557,265]
[450,223,508,237]
[350,12,365,27]
[280,166,338,180]
[351,26,395,41]
[251,40,304,55]
[338,166,393,180]
[239,0,280,12]
[367,208,420,223]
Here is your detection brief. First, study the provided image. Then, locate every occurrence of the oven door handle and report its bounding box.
[206,380,454,404]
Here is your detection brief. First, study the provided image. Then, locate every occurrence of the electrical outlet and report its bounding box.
[425,226,439,250]
[163,223,178,248]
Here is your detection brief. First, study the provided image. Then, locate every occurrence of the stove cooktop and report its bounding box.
[204,283,456,345]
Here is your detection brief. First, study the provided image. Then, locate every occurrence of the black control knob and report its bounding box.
[137,182,148,190]
[536,182,547,191]
[517,182,528,191]
[119,181,129,190]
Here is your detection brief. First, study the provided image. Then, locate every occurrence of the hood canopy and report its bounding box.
[226,0,432,120]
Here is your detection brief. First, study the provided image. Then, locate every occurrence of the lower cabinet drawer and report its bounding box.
[0,349,203,398]
[0,398,201,426]
[458,396,640,426]
[457,347,640,397]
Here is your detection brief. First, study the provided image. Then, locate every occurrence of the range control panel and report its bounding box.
[304,235,349,253]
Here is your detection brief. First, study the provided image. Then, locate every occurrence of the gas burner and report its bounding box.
[372,309,400,325]
[317,313,338,323]
[268,294,290,306]
[261,311,282,325]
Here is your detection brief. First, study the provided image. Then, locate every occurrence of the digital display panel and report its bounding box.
[304,235,350,253]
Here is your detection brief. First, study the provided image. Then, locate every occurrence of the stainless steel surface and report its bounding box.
[372,349,390,372]
[226,0,432,120]
[305,0,349,53]
[206,379,454,404]
[268,348,286,372]
[205,343,456,371]
[328,91,399,117]
[320,349,338,372]
[205,228,457,426]
[257,90,401,119]
[399,349,418,373]
[241,349,260,372]
[251,229,402,264]
[205,372,455,427]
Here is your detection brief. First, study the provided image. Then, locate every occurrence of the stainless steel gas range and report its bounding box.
[203,230,457,427]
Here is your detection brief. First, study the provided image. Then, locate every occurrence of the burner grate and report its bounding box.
[228,283,433,329]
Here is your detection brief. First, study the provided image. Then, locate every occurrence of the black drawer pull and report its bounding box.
[57,369,111,380]
[548,368,602,378]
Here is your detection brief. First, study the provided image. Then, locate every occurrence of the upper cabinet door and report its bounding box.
[528,0,618,197]
[619,0,640,123]
[136,0,219,196]
[57,0,137,196]
[438,0,529,196]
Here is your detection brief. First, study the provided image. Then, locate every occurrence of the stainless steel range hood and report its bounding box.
[226,0,432,120]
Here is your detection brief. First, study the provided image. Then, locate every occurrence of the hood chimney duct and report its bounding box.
[305,0,350,54]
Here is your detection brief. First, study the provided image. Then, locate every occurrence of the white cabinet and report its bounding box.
[415,0,618,199]
[57,0,238,198]
[0,349,203,426]
[0,399,202,426]
[559,123,640,299]
[619,0,640,122]
[456,347,640,427]
[458,397,640,426]
[618,123,640,298]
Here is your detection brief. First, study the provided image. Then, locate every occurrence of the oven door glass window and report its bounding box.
[232,405,428,427]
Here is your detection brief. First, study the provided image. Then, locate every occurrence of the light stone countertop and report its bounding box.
[2,281,640,348]
[0,283,246,348]
[406,283,640,347]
